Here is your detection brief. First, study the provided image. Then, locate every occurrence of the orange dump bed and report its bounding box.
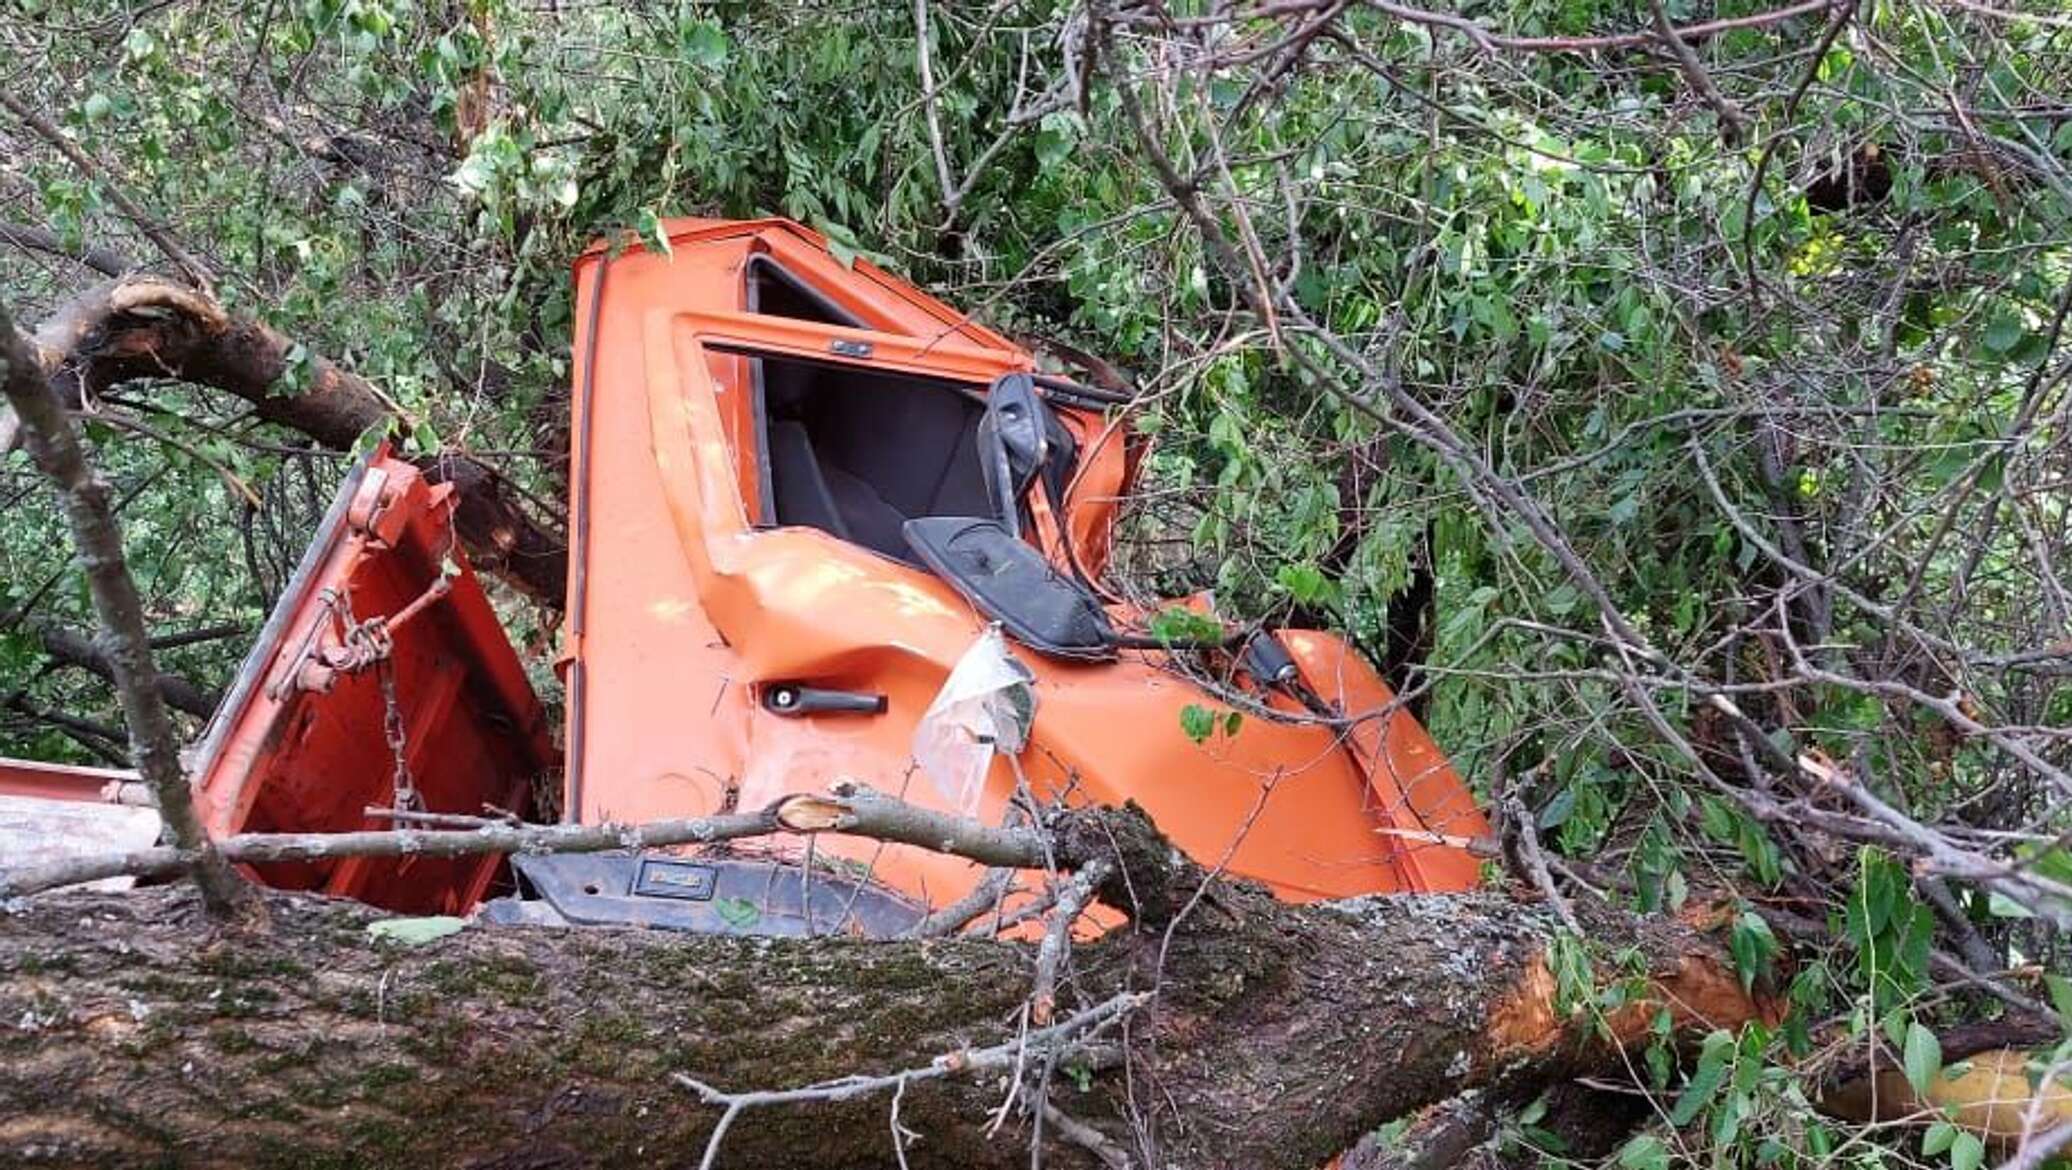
[185,456,556,913]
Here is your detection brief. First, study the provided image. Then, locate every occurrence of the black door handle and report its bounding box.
[762,683,887,717]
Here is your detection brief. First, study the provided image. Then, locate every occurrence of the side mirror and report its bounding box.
[976,373,1050,538]
[902,516,1116,660]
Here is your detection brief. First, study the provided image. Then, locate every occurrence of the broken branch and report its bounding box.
[9,277,567,604]
[0,785,1064,899]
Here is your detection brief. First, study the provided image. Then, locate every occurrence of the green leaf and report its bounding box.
[2045,973,2072,1029]
[1617,1134,1669,1170]
[1179,704,1216,744]
[1034,128,1072,170]
[1669,1030,1733,1126]
[365,916,466,946]
[1950,1130,1984,1170]
[1275,562,1332,605]
[636,208,673,259]
[715,897,760,928]
[1728,909,1778,991]
[1983,312,2026,354]
[1922,1121,1958,1157]
[1902,1020,1942,1097]
[681,20,729,68]
[122,25,158,62]
[1148,607,1223,645]
[812,218,863,269]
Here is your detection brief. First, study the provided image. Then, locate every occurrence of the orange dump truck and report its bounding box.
[3,218,1489,934]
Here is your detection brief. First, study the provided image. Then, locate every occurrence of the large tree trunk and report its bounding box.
[0,861,1771,1169]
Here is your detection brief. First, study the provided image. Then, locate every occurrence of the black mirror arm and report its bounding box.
[987,441,1024,540]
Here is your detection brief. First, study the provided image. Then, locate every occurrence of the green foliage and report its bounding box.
[1178,702,1240,745]
[1147,606,1224,646]
[1845,849,1935,1013]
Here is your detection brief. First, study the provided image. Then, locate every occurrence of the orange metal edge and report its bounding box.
[1282,633,1492,892]
[0,757,137,804]
[575,217,1018,353]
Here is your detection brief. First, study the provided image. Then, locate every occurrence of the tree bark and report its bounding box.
[28,619,222,720]
[0,299,253,918]
[10,277,566,605]
[0,840,1773,1169]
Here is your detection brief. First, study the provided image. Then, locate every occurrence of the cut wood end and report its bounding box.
[1487,947,1777,1062]
[1373,826,1501,857]
[775,793,848,832]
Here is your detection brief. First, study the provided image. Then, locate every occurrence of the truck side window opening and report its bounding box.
[755,354,994,564]
[745,255,863,328]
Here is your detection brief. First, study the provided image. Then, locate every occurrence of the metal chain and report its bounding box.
[323,586,420,813]
[375,654,421,813]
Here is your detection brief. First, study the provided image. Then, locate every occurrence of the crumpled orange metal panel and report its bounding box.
[562,218,1491,907]
[188,452,557,913]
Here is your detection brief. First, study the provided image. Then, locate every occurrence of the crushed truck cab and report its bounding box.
[9,218,1491,930]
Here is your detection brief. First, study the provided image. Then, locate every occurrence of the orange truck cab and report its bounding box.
[5,218,1490,933]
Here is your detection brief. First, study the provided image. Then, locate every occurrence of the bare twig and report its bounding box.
[906,865,1017,938]
[1995,1122,2072,1170]
[674,991,1147,1170]
[914,0,959,210]
[1031,857,1112,1026]
[1364,0,1835,53]
[0,782,1073,899]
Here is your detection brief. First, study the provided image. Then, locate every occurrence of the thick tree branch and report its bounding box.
[0,856,1774,1169]
[29,619,223,719]
[0,222,133,278]
[9,277,566,604]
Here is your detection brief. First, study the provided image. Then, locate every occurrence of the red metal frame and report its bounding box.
[187,451,557,913]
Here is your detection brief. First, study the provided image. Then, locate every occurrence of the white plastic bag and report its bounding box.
[912,625,1037,816]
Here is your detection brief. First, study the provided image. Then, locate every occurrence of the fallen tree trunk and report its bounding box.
[7,277,566,604]
[0,807,1775,1169]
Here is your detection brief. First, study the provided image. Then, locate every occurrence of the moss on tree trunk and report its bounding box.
[0,871,1769,1169]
